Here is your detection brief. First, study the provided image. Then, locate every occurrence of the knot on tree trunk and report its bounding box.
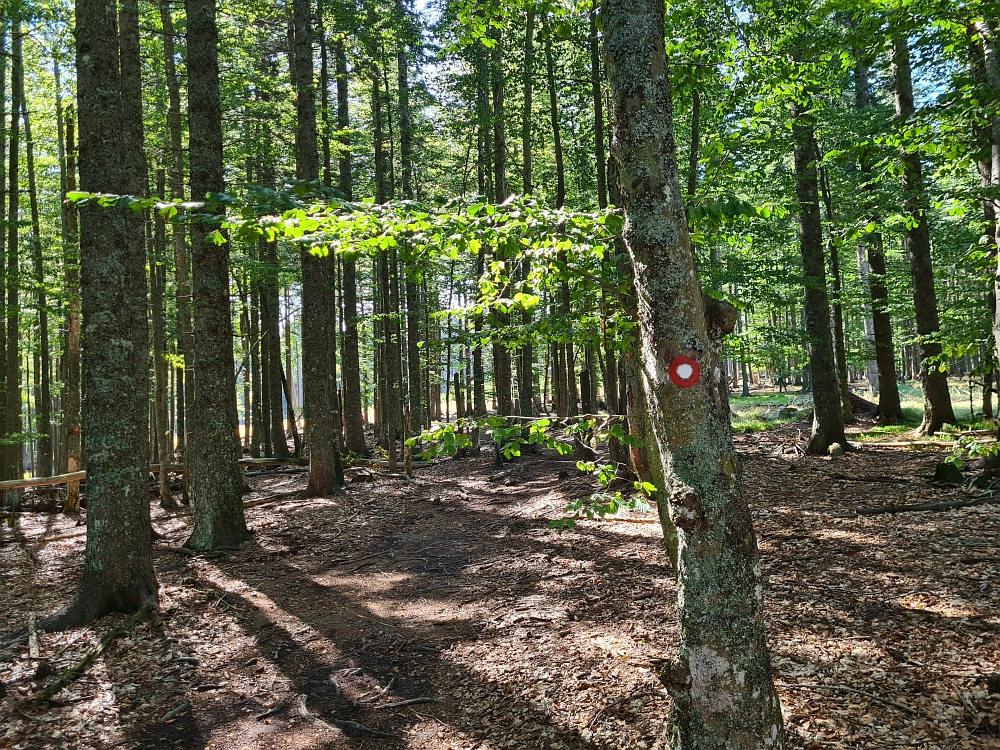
[659,656,691,698]
[667,486,704,532]
[703,295,738,343]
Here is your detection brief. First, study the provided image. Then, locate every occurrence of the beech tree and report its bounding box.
[603,0,786,746]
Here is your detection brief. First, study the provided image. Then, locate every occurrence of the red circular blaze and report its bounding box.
[668,355,701,388]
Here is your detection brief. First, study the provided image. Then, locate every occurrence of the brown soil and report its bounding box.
[1,421,999,749]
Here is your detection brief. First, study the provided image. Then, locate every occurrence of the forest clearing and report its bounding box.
[3,0,1000,746]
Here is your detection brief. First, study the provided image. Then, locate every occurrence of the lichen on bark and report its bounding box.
[603,0,787,747]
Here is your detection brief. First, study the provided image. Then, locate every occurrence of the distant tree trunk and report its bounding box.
[2,27,22,485]
[0,27,8,486]
[160,0,193,499]
[22,79,52,476]
[184,0,251,549]
[336,42,366,454]
[490,29,515,417]
[151,170,174,508]
[46,0,158,627]
[292,0,344,493]
[398,15,425,433]
[603,2,787,746]
[892,35,955,435]
[63,112,83,512]
[854,59,903,423]
[589,7,608,208]
[973,22,1000,434]
[817,161,854,423]
[543,14,565,207]
[792,99,846,455]
[519,7,535,418]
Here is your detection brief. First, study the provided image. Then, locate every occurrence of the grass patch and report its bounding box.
[730,393,811,433]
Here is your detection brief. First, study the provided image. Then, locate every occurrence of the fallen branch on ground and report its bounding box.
[855,495,1000,516]
[372,697,439,709]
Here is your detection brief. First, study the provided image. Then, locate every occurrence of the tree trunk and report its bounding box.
[47,0,159,627]
[543,14,565,207]
[792,100,846,455]
[184,0,251,549]
[892,34,955,435]
[2,27,22,486]
[974,22,1000,435]
[151,170,174,508]
[292,0,344,493]
[21,77,51,476]
[63,112,82,512]
[603,2,787,746]
[817,162,854,423]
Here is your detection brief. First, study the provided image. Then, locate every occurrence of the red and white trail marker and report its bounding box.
[668,355,700,388]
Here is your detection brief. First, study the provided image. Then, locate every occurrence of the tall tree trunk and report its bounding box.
[151,170,174,508]
[336,39,366,455]
[47,0,158,627]
[792,100,846,455]
[184,0,251,549]
[398,11,425,433]
[590,6,608,208]
[603,1,787,746]
[855,58,903,423]
[2,27,22,486]
[817,161,854,423]
[63,112,83,512]
[22,80,51,476]
[292,0,344,493]
[974,21,1000,435]
[518,7,535,418]
[0,27,8,482]
[892,34,955,435]
[543,14,565,207]
[160,0,194,496]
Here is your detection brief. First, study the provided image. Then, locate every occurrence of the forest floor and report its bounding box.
[1,411,999,750]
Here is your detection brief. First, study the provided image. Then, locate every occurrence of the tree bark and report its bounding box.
[47,0,159,627]
[184,0,252,549]
[603,2,787,746]
[292,0,344,493]
[892,34,955,435]
[792,100,846,455]
[2,27,22,485]
[63,111,82,512]
[603,2,786,745]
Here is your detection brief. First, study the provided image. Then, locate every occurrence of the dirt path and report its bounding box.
[1,427,999,749]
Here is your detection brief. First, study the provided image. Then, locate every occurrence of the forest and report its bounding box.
[0,0,999,747]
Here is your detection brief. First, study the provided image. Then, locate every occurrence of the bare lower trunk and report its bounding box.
[603,1,786,746]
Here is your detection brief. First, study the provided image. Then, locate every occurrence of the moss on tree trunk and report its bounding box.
[603,0,786,746]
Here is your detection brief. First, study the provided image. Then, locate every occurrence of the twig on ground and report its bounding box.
[777,682,919,716]
[855,495,1000,516]
[357,677,394,704]
[372,696,440,709]
[161,702,190,721]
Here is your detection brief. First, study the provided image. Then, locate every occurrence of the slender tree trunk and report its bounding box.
[817,162,854,423]
[892,34,955,435]
[160,0,193,497]
[397,13,425,433]
[974,22,1000,435]
[151,170,174,508]
[543,14,565,207]
[518,8,536,418]
[22,81,51,476]
[292,0,344,493]
[63,112,82,512]
[2,28,23,486]
[792,100,846,455]
[184,0,251,549]
[46,0,158,627]
[603,2,787,746]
